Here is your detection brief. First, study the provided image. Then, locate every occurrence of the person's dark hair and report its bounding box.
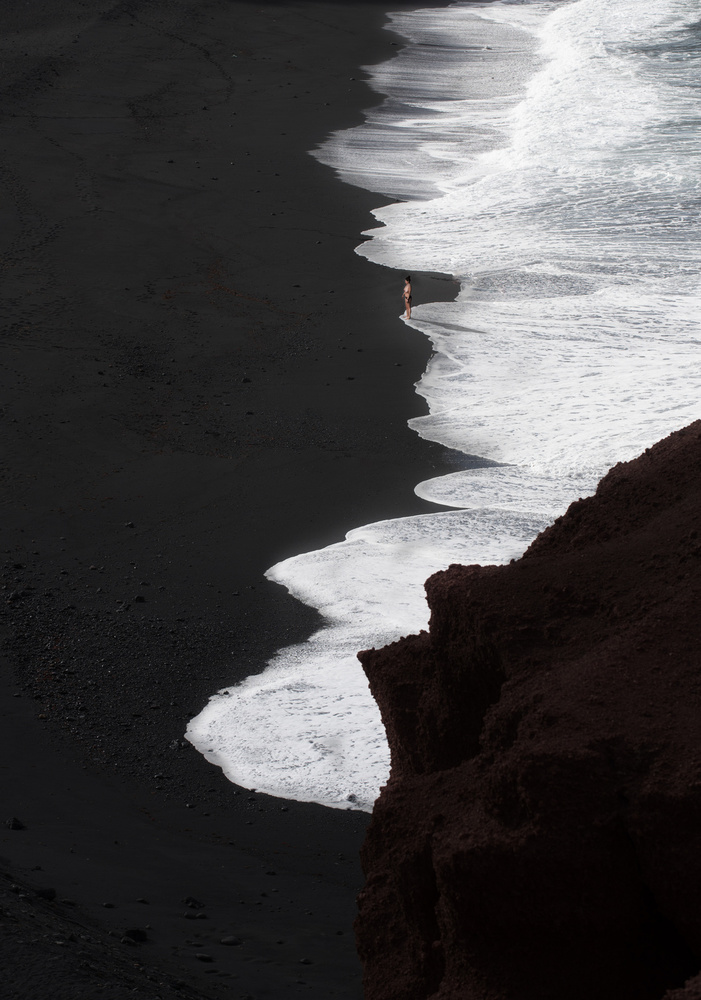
[405,275,411,281]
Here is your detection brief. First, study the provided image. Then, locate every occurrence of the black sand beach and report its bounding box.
[1,2,457,996]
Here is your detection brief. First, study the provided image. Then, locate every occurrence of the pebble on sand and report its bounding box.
[122,927,148,942]
[35,887,57,901]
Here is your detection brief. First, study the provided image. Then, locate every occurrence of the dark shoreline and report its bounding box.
[1,1,458,996]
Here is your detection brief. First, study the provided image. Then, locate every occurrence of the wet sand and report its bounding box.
[1,1,456,996]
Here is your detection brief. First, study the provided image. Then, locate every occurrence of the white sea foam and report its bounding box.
[188,0,701,809]
[190,508,546,811]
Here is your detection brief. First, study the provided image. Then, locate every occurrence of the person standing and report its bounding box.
[403,275,412,318]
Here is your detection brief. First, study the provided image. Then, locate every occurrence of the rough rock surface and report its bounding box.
[357,421,701,1000]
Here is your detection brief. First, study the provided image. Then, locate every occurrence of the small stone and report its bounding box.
[195,953,213,962]
[300,957,313,965]
[102,902,115,909]
[6,817,26,830]
[122,927,148,942]
[220,936,242,946]
[183,896,205,909]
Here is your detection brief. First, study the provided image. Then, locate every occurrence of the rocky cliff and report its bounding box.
[357,421,701,1000]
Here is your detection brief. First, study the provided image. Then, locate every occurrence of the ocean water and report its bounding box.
[188,0,701,810]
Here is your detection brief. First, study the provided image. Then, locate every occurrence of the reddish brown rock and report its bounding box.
[357,421,701,1000]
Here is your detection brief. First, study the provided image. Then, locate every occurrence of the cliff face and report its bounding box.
[357,421,701,1000]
